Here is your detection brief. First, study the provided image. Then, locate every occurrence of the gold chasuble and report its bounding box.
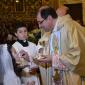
[50,14,85,85]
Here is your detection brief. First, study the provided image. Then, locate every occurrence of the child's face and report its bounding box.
[15,27,28,40]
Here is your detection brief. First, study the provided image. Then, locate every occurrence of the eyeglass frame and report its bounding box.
[37,18,46,25]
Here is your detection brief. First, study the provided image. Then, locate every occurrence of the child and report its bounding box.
[11,21,40,85]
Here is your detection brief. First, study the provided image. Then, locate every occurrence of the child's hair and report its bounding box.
[15,21,27,32]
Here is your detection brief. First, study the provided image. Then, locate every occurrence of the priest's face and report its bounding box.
[37,12,53,32]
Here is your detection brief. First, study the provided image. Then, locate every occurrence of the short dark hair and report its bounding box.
[15,21,27,32]
[40,7,57,19]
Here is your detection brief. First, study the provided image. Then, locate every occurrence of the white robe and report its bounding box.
[12,41,40,85]
[0,44,21,85]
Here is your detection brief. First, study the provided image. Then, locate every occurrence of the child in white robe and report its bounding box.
[11,22,40,85]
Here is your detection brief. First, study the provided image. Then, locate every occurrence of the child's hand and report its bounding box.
[14,53,21,63]
[19,50,30,61]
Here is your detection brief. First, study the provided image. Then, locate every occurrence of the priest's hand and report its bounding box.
[37,55,52,64]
